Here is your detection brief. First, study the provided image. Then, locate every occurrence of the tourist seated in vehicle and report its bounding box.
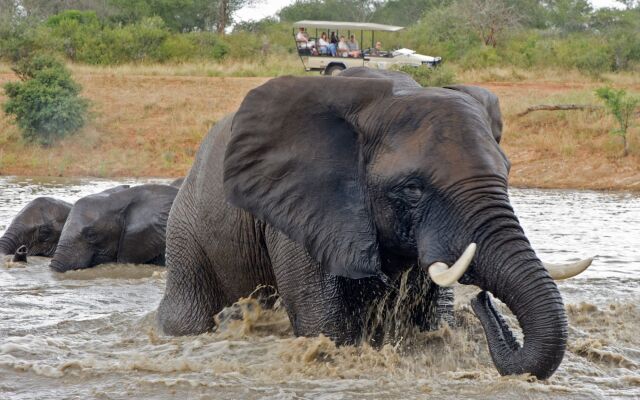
[318,32,337,56]
[330,32,338,45]
[296,27,315,49]
[371,41,385,56]
[347,35,361,57]
[337,35,349,57]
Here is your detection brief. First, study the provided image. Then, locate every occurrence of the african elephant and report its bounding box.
[157,70,590,379]
[0,197,72,260]
[49,184,178,272]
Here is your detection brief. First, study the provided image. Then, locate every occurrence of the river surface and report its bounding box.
[0,176,638,399]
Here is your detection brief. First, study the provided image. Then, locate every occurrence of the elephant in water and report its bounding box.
[49,184,178,272]
[0,197,73,261]
[157,69,591,379]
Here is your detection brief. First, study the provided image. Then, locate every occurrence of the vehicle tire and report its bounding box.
[325,65,345,76]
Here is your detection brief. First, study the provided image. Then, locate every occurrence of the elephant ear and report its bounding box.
[116,185,177,264]
[224,76,393,279]
[444,85,503,143]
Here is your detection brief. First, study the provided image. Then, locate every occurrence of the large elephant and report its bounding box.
[0,197,72,259]
[49,184,178,272]
[158,70,590,379]
[170,177,185,188]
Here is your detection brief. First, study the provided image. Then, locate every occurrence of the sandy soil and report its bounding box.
[0,71,638,191]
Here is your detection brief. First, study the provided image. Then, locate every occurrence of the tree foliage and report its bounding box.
[457,0,521,47]
[595,87,640,156]
[370,0,449,26]
[279,0,381,22]
[1,0,640,73]
[3,55,89,145]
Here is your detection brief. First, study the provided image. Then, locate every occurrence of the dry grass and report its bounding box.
[0,64,639,190]
[0,71,268,177]
[480,76,640,191]
[68,55,305,78]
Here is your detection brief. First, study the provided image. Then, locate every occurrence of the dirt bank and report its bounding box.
[0,69,638,191]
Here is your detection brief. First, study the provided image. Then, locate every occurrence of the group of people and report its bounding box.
[296,27,365,58]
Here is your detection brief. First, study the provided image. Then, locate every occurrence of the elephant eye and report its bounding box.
[401,182,423,203]
[83,228,99,243]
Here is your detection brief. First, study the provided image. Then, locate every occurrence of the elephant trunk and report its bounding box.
[50,241,94,272]
[0,232,19,255]
[446,184,567,379]
[471,239,567,379]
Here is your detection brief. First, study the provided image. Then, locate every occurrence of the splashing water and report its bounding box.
[0,177,639,399]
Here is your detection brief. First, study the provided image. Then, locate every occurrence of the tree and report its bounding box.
[457,0,520,47]
[215,0,256,34]
[108,0,218,31]
[544,0,592,32]
[279,0,380,22]
[3,54,89,145]
[595,87,640,157]
[504,0,548,28]
[615,0,639,9]
[371,0,450,26]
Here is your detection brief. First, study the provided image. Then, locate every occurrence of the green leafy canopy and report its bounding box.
[3,54,89,146]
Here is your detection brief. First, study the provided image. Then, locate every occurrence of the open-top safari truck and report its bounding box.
[293,20,442,75]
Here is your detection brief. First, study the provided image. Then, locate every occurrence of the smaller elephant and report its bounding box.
[49,184,178,272]
[0,197,73,259]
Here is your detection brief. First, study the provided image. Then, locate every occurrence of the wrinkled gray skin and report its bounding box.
[170,177,185,188]
[50,184,178,272]
[0,197,72,259]
[158,69,568,379]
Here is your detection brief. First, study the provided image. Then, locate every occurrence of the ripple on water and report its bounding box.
[1,178,639,399]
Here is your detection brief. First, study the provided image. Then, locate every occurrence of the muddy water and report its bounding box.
[0,176,638,399]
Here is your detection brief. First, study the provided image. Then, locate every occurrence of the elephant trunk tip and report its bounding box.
[12,245,28,263]
[471,290,566,380]
[49,258,66,273]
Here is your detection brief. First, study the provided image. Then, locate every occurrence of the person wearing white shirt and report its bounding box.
[318,32,336,56]
[296,27,315,49]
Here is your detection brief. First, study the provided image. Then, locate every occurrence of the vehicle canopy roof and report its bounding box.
[293,20,404,32]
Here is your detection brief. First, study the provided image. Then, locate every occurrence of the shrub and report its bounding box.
[3,55,89,146]
[459,46,501,70]
[397,64,456,87]
[595,87,640,157]
[212,40,230,61]
[158,35,198,62]
[0,19,45,62]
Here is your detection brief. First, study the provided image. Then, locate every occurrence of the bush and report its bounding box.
[397,64,456,87]
[3,55,89,146]
[459,46,501,70]
[595,87,640,157]
[212,40,230,61]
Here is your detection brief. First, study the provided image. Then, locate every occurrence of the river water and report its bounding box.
[0,176,638,399]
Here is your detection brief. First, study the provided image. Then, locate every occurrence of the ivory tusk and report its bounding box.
[543,257,594,280]
[428,243,477,287]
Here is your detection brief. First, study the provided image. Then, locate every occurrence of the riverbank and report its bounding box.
[1,64,639,190]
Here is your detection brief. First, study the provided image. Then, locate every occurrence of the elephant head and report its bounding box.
[0,197,72,258]
[223,76,590,379]
[49,184,177,272]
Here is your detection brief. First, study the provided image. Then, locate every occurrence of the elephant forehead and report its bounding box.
[369,123,508,185]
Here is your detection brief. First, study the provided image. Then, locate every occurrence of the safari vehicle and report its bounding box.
[293,20,442,75]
